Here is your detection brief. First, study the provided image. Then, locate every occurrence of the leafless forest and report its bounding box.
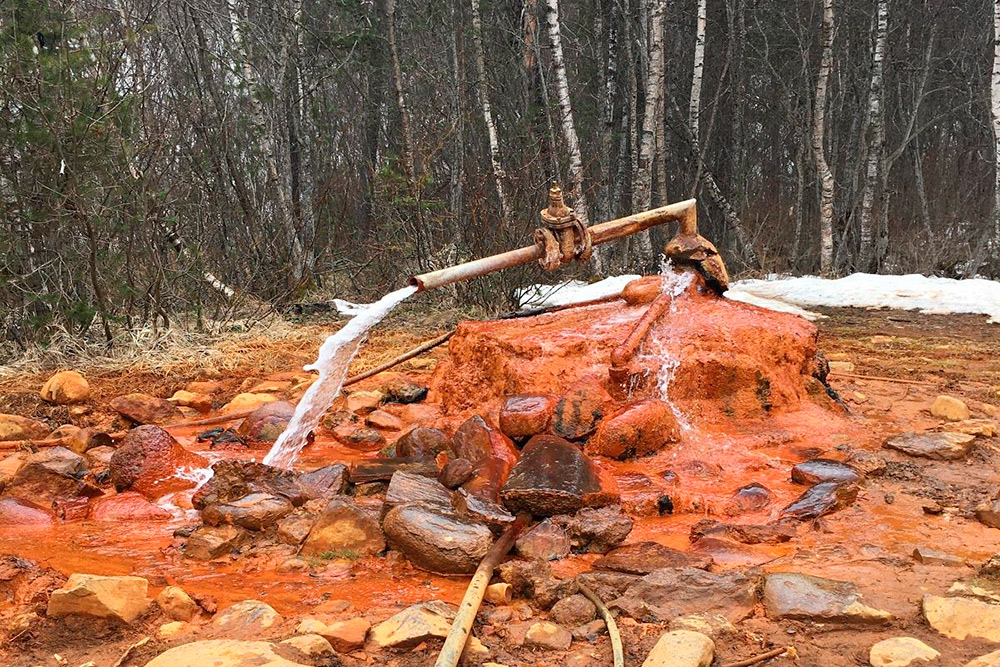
[3,0,999,347]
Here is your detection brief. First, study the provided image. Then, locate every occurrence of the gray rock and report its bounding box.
[791,458,861,485]
[780,482,858,520]
[611,568,760,622]
[382,502,492,574]
[762,572,892,624]
[297,464,348,500]
[370,600,456,648]
[885,431,976,460]
[594,541,712,574]
[516,519,572,561]
[211,599,283,634]
[185,524,250,561]
[550,594,597,627]
[559,505,633,554]
[501,435,603,516]
[385,471,453,512]
[201,492,293,531]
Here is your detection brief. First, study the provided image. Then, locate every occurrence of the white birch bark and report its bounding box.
[993,0,1000,243]
[688,0,707,191]
[858,0,888,271]
[630,0,665,261]
[814,0,836,275]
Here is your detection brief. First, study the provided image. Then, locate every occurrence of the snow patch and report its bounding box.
[515,274,641,310]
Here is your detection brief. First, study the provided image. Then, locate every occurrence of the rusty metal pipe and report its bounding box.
[409,199,697,292]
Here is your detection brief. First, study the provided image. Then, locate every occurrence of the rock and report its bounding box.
[550,378,612,441]
[300,497,384,558]
[185,524,250,561]
[145,640,309,667]
[187,380,225,395]
[0,497,55,525]
[498,559,578,608]
[333,425,386,451]
[516,519,572,560]
[0,413,49,441]
[499,394,556,439]
[346,390,383,414]
[158,620,195,639]
[0,450,29,481]
[452,416,520,500]
[236,401,295,446]
[212,599,282,634]
[453,488,516,528]
[501,435,603,516]
[623,275,668,304]
[781,481,858,520]
[931,395,971,421]
[314,617,370,652]
[946,420,998,437]
[23,445,86,476]
[641,630,714,667]
[192,460,305,509]
[109,393,183,425]
[869,637,940,667]
[381,376,429,404]
[168,390,213,413]
[47,573,149,622]
[297,464,348,501]
[967,650,1000,667]
[276,557,310,573]
[453,416,502,464]
[923,594,1000,641]
[561,505,634,554]
[791,458,861,485]
[573,619,607,641]
[763,572,892,624]
[366,409,403,431]
[370,600,456,648]
[396,427,452,458]
[524,621,572,651]
[611,568,759,623]
[382,502,492,574]
[247,379,294,395]
[690,519,797,545]
[53,425,111,454]
[281,634,334,658]
[668,613,736,639]
[886,431,976,460]
[157,585,200,621]
[594,542,712,574]
[89,492,172,521]
[202,493,294,531]
[439,458,476,489]
[5,447,101,503]
[276,513,314,546]
[912,546,964,566]
[976,501,1000,529]
[585,400,680,460]
[40,371,90,404]
[86,445,115,468]
[551,594,597,627]
[222,392,278,414]
[386,471,453,512]
[110,426,208,498]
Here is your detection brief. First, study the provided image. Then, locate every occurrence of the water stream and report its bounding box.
[263,285,418,469]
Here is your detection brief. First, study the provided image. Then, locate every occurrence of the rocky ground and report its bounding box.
[1,305,1000,667]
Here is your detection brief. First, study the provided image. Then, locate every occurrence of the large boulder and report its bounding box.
[109,393,183,425]
[586,399,680,460]
[299,497,385,558]
[46,573,150,622]
[40,371,90,404]
[550,377,613,441]
[611,568,760,623]
[191,460,305,509]
[370,601,456,648]
[0,414,49,441]
[185,524,250,561]
[499,394,556,439]
[885,431,976,460]
[382,502,492,574]
[501,434,603,516]
[202,493,294,531]
[109,426,208,498]
[4,447,101,503]
[145,640,309,667]
[762,573,892,624]
[237,401,295,447]
[89,492,172,521]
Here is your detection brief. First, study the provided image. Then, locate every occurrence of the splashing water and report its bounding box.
[263,285,418,469]
[652,259,694,429]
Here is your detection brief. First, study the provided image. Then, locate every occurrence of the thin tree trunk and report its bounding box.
[992,0,1000,244]
[913,136,932,239]
[688,0,707,194]
[471,0,513,228]
[630,0,665,263]
[450,0,464,218]
[814,0,836,275]
[598,0,619,223]
[858,0,888,272]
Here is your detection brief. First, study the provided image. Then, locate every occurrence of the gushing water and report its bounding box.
[263,285,418,469]
[652,259,694,429]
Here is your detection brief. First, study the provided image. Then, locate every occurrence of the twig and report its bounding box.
[344,330,454,387]
[721,646,795,667]
[163,409,257,429]
[829,371,937,386]
[578,582,624,667]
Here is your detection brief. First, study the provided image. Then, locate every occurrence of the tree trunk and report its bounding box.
[450,0,464,219]
[814,0,836,275]
[858,0,888,272]
[688,0,707,195]
[597,0,618,223]
[630,0,665,263]
[993,0,1000,244]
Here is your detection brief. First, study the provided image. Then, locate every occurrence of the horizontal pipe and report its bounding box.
[409,199,697,292]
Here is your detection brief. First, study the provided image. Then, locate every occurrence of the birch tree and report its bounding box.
[993,0,1000,245]
[630,0,665,262]
[814,0,836,274]
[858,0,889,272]
[688,0,707,193]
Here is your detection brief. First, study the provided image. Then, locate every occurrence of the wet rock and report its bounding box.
[439,458,476,489]
[500,394,556,439]
[690,519,797,545]
[145,640,309,667]
[912,546,964,567]
[668,613,736,639]
[0,556,67,616]
[885,431,976,460]
[397,426,452,458]
[642,630,714,667]
[923,594,1000,641]
[157,585,200,622]
[346,390,383,414]
[499,559,579,609]
[381,376,429,404]
[89,492,171,521]
[550,378,612,441]
[551,594,596,627]
[453,488,516,528]
[501,435,603,516]
[301,617,370,652]
[967,650,1000,667]
[5,448,101,503]
[213,599,282,634]
[202,493,294,531]
[386,471,453,512]
[236,401,295,446]
[110,425,208,498]
[109,393,183,425]
[370,600,456,648]
[453,416,501,464]
[222,392,278,414]
[869,637,940,667]
[366,409,403,431]
[168,390,213,413]
[931,395,971,421]
[40,371,90,404]
[780,481,858,520]
[297,464,348,501]
[47,573,150,622]
[0,413,49,441]
[300,497,384,557]
[594,542,712,574]
[281,634,334,658]
[560,505,634,554]
[27,446,86,477]
[586,399,680,460]
[516,519,572,560]
[525,621,572,651]
[0,497,55,525]
[453,417,520,501]
[623,275,668,304]
[192,460,305,509]
[791,458,861,486]
[334,425,386,451]
[763,572,892,624]
[185,524,250,561]
[382,502,492,574]
[610,568,760,623]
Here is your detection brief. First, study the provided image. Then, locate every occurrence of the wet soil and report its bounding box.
[2,306,1000,666]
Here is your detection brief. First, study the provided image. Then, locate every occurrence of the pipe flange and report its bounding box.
[534,228,562,271]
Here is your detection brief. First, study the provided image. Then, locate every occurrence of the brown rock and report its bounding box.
[611,568,760,623]
[168,390,213,413]
[586,400,680,460]
[221,392,278,414]
[297,464,348,500]
[561,505,634,554]
[191,460,305,509]
[186,380,225,395]
[40,371,90,404]
[727,483,773,514]
[370,600,456,648]
[110,426,208,498]
[47,573,149,622]
[5,447,101,503]
[791,459,861,485]
[382,502,492,574]
[885,431,976,460]
[212,599,282,634]
[0,414,49,441]
[317,617,370,652]
[333,425,386,451]
[380,376,428,404]
[931,395,971,421]
[202,492,294,531]
[763,572,892,624]
[550,378,613,441]
[366,409,403,431]
[781,482,858,520]
[236,401,296,446]
[690,519,797,545]
[385,471,453,512]
[345,390,383,414]
[185,524,250,561]
[396,426,452,457]
[439,458,476,489]
[0,497,55,525]
[89,492,172,521]
[109,393,183,425]
[516,519,572,560]
[157,585,200,621]
[524,621,572,650]
[300,497,385,557]
[551,594,597,627]
[276,513,314,545]
[623,276,668,305]
[594,542,712,575]
[501,435,603,516]
[499,394,556,439]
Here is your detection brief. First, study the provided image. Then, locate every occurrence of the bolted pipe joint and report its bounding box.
[534,184,592,271]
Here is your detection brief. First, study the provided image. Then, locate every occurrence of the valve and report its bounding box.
[534,184,593,271]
